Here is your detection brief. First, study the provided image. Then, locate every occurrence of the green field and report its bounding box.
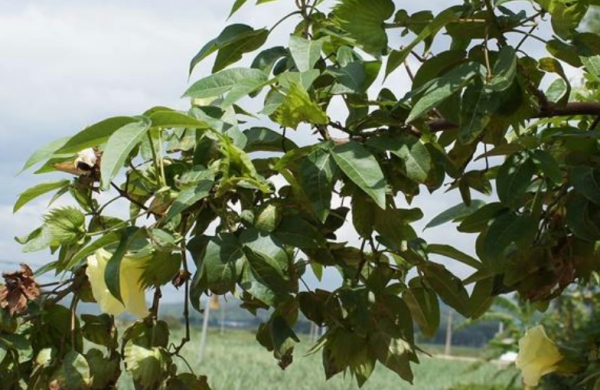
[118,328,519,390]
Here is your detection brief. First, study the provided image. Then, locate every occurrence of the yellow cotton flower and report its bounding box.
[86,248,149,318]
[515,325,563,387]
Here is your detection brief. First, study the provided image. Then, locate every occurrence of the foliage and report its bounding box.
[6,0,600,388]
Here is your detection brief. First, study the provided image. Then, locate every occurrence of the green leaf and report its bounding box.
[273,82,328,129]
[255,203,281,233]
[496,151,535,208]
[427,244,482,270]
[184,68,269,107]
[367,296,416,383]
[190,24,269,74]
[19,226,53,253]
[124,343,169,390]
[202,234,243,294]
[480,213,537,272]
[166,177,214,221]
[367,135,431,184]
[566,194,600,241]
[44,206,86,245]
[272,216,326,249]
[541,0,588,39]
[85,349,121,390]
[457,202,507,233]
[251,46,289,74]
[241,229,291,300]
[488,46,517,92]
[532,150,562,185]
[459,79,499,144]
[66,232,120,270]
[13,180,70,213]
[100,118,151,190]
[62,350,91,390]
[81,314,116,348]
[328,61,381,95]
[298,147,337,222]
[57,117,138,154]
[469,277,494,319]
[571,167,600,204]
[289,35,324,72]
[425,200,486,229]
[407,61,482,123]
[148,111,210,129]
[351,191,376,238]
[243,127,298,152]
[20,136,69,173]
[403,280,439,338]
[228,0,249,17]
[423,262,470,317]
[104,227,139,303]
[386,9,458,77]
[332,141,387,209]
[333,0,395,53]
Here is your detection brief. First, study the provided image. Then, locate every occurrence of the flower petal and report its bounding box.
[86,249,126,316]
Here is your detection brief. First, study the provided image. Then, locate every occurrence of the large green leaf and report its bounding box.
[100,118,151,190]
[298,147,337,222]
[289,35,324,72]
[332,141,387,209]
[407,61,482,123]
[190,24,269,74]
[67,231,121,270]
[427,244,482,270]
[104,227,140,303]
[459,80,499,144]
[496,151,535,209]
[571,167,600,204]
[165,177,214,221]
[243,127,298,152]
[148,111,210,129]
[327,61,381,95]
[241,229,292,301]
[423,263,470,317]
[566,194,600,242]
[13,180,70,213]
[333,0,395,53]
[488,46,517,92]
[202,234,243,294]
[273,82,328,129]
[425,200,486,229]
[386,9,458,77]
[20,136,69,173]
[403,279,440,338]
[57,117,138,154]
[273,216,326,249]
[367,135,431,184]
[183,68,269,107]
[480,213,537,272]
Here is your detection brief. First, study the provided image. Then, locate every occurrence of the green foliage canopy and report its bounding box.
[5,0,600,388]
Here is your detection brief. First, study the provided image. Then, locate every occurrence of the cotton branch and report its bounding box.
[426,102,600,133]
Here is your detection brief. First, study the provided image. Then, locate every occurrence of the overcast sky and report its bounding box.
[0,1,583,297]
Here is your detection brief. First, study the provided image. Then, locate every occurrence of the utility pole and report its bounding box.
[198,300,211,364]
[444,310,454,356]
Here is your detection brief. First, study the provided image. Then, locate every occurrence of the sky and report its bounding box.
[0,1,585,296]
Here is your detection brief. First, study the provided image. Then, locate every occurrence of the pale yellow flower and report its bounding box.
[515,325,563,387]
[86,248,149,318]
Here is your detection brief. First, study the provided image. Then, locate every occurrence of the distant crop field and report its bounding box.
[117,328,518,390]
